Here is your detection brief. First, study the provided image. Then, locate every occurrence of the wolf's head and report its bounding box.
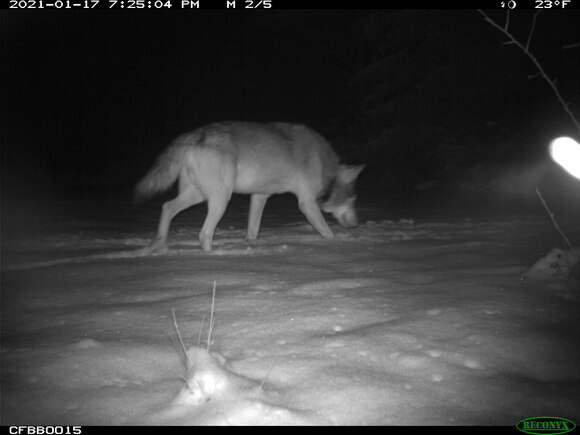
[320,164,364,228]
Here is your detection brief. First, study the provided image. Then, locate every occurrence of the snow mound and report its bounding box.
[523,248,579,282]
[139,347,312,425]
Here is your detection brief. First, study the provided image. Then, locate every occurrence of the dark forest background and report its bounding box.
[2,10,579,199]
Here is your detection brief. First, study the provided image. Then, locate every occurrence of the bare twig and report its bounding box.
[535,187,574,250]
[562,42,580,50]
[525,11,540,51]
[477,9,580,135]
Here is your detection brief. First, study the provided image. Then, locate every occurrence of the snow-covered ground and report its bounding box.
[1,191,579,425]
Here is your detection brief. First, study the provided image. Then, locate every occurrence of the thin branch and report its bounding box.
[525,11,540,51]
[535,187,574,250]
[477,9,580,136]
[562,42,580,50]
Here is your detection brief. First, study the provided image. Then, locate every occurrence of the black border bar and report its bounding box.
[1,0,579,9]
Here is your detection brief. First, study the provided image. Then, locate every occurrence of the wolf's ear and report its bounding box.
[338,164,365,184]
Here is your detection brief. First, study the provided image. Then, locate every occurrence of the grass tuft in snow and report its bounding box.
[172,308,189,369]
[207,280,217,352]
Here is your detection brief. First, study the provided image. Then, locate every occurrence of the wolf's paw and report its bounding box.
[138,240,169,256]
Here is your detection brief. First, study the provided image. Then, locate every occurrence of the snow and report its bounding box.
[1,192,579,426]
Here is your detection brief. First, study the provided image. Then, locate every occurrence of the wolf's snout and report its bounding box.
[327,198,358,228]
[336,209,358,228]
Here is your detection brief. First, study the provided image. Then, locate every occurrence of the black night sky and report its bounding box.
[2,9,580,199]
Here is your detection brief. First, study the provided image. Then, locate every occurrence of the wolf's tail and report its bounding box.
[133,137,192,204]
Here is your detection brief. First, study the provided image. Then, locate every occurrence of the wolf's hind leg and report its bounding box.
[142,185,204,254]
[199,191,232,252]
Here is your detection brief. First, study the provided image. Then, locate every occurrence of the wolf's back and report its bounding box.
[134,135,194,203]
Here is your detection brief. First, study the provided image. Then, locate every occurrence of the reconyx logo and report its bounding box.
[517,417,576,435]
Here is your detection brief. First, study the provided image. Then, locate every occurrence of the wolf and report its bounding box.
[134,121,364,253]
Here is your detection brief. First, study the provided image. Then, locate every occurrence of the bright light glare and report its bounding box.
[549,136,580,180]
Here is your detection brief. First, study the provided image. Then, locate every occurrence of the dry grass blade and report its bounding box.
[207,280,217,351]
[197,314,206,348]
[172,308,189,367]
